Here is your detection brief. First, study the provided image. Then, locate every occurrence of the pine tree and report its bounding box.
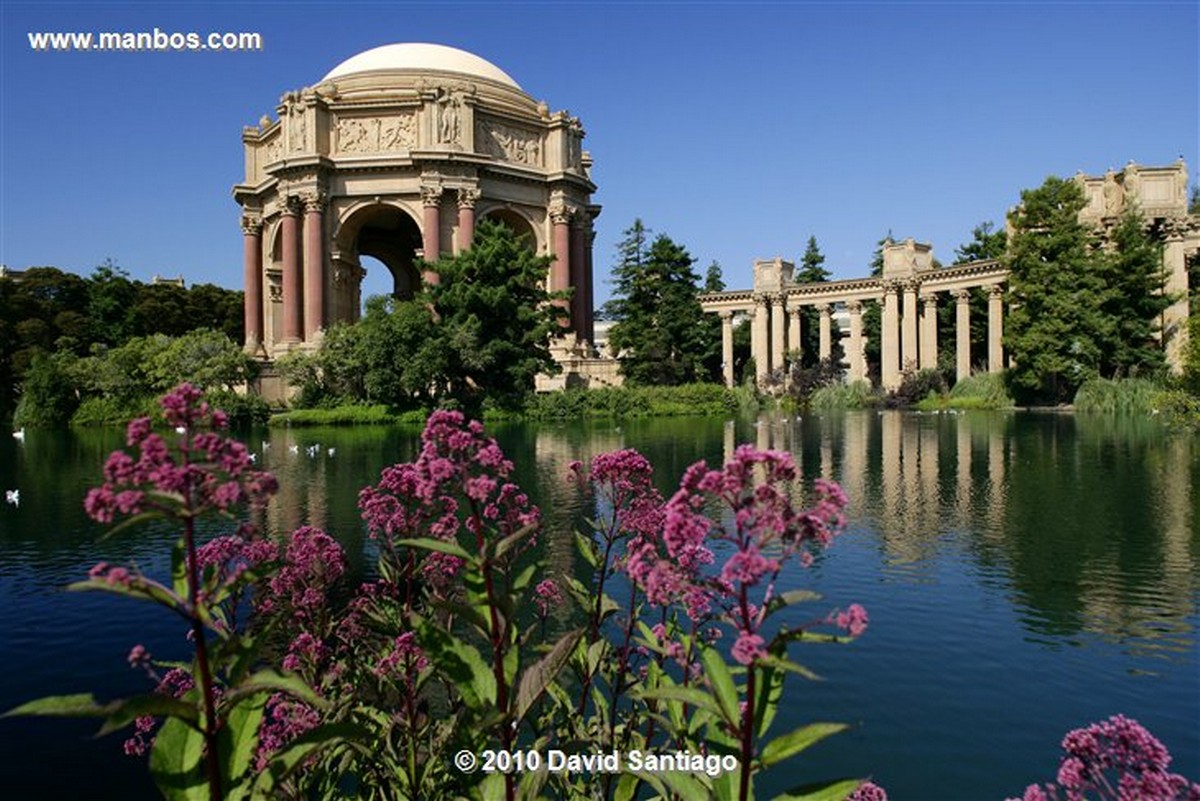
[604,221,710,386]
[794,237,831,367]
[1005,177,1110,403]
[1095,209,1171,376]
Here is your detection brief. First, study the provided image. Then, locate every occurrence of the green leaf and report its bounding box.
[3,693,109,719]
[574,531,600,568]
[394,537,472,561]
[415,617,496,710]
[773,777,863,801]
[222,668,324,709]
[493,522,538,560]
[758,653,823,682]
[510,561,538,594]
[766,589,822,616]
[171,535,188,599]
[755,661,786,739]
[700,645,740,727]
[633,685,724,719]
[67,577,187,616]
[217,694,266,800]
[149,716,208,800]
[613,773,640,801]
[514,628,583,724]
[779,628,845,645]
[3,692,197,736]
[760,722,849,768]
[98,510,165,541]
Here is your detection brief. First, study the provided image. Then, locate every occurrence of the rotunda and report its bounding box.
[233,43,599,360]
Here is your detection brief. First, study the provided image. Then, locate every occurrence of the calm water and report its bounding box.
[0,412,1197,799]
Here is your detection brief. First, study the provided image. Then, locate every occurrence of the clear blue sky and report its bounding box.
[2,2,1196,306]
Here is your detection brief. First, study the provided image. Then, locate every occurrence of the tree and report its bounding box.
[954,221,1007,263]
[604,220,712,386]
[1094,209,1171,376]
[794,236,831,367]
[1004,177,1109,403]
[700,261,726,381]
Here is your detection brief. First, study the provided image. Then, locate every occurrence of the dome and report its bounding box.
[322,43,521,90]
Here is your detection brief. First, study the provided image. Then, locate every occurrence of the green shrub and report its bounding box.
[1073,377,1163,414]
[809,380,878,410]
[949,372,1014,408]
[268,404,420,427]
[524,383,738,420]
[71,395,155,426]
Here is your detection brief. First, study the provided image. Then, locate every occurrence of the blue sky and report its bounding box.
[1,2,1196,306]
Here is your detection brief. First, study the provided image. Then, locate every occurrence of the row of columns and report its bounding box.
[550,202,595,346]
[421,184,482,284]
[715,283,1006,389]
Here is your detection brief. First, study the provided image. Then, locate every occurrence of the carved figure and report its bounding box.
[1103,170,1124,216]
[437,89,462,144]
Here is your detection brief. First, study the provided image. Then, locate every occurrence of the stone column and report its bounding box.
[902,279,919,371]
[770,294,787,373]
[987,285,1004,373]
[550,204,572,322]
[752,295,769,385]
[570,214,587,336]
[1162,220,1190,373]
[787,301,801,359]
[818,303,832,361]
[720,310,734,388]
[582,221,596,349]
[280,197,302,345]
[920,294,938,370]
[953,289,971,382]
[241,215,263,353]
[847,301,865,382]
[421,186,442,285]
[881,282,901,390]
[302,191,325,342]
[456,187,480,253]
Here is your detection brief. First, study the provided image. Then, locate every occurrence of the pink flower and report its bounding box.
[834,604,869,637]
[731,631,766,665]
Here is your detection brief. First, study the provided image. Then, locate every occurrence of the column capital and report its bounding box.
[901,277,922,293]
[752,292,770,308]
[421,185,444,207]
[279,195,299,216]
[847,300,863,314]
[1162,217,1189,241]
[240,214,263,235]
[952,288,971,302]
[987,284,1005,299]
[922,294,938,309]
[300,190,327,213]
[549,202,573,225]
[816,302,833,315]
[772,292,788,307]
[881,278,903,293]
[718,309,733,320]
[456,186,481,209]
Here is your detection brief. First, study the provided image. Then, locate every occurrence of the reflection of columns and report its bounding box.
[751,296,769,384]
[902,279,919,371]
[818,304,832,361]
[880,412,901,534]
[281,198,302,345]
[770,294,787,373]
[920,295,938,370]
[570,215,587,336]
[841,410,867,513]
[242,215,263,352]
[421,186,443,285]
[955,417,972,524]
[847,301,865,382]
[987,285,1004,373]
[723,420,735,465]
[881,283,901,390]
[954,290,971,382]
[787,302,802,358]
[550,204,571,320]
[302,192,325,341]
[720,311,734,388]
[456,187,479,253]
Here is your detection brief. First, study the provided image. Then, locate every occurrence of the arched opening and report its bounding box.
[334,203,423,318]
[481,208,538,252]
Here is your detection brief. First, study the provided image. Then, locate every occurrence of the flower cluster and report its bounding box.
[1011,715,1200,801]
[84,383,277,525]
[259,526,346,624]
[122,667,196,758]
[254,693,321,773]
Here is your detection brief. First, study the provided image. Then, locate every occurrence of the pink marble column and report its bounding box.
[551,205,571,321]
[570,216,586,334]
[280,199,302,344]
[421,186,442,285]
[302,192,325,341]
[582,220,596,348]
[241,215,263,352]
[456,187,479,253]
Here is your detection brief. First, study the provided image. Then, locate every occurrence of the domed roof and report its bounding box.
[322,43,521,90]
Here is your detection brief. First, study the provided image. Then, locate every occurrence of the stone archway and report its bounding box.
[332,203,422,322]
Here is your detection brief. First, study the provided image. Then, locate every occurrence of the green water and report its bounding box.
[0,411,1196,799]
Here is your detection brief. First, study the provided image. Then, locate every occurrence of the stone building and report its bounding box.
[233,43,601,366]
[702,161,1199,390]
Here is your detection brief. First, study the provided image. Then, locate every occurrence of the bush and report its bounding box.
[949,372,1014,408]
[268,404,425,427]
[71,394,156,426]
[884,367,949,409]
[1073,377,1163,414]
[809,380,878,410]
[524,383,738,420]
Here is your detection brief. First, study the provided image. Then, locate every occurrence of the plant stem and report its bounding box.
[185,513,222,801]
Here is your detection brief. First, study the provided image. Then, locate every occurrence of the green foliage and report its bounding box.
[524,383,738,419]
[268,404,426,427]
[953,221,1007,263]
[948,372,1014,408]
[1005,178,1173,405]
[808,380,878,410]
[148,330,258,394]
[12,351,79,428]
[885,367,949,409]
[604,220,716,386]
[1073,377,1164,414]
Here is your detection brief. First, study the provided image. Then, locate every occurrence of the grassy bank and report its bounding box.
[268,404,429,427]
[916,373,1015,411]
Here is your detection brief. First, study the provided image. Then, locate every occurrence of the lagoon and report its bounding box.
[0,411,1196,799]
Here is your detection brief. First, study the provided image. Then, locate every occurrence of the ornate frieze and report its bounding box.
[475,119,542,166]
[335,113,416,154]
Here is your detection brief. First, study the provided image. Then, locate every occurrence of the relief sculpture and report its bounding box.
[475,120,542,166]
[336,114,416,153]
